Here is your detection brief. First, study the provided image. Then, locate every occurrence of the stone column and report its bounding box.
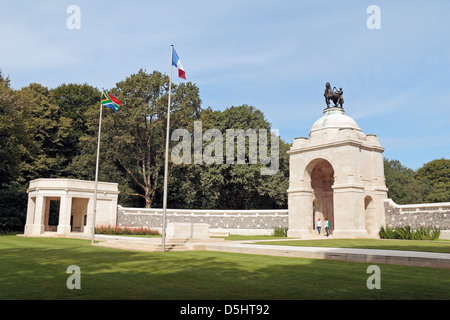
[83,196,94,234]
[31,195,46,235]
[109,194,118,226]
[287,188,313,238]
[333,184,367,238]
[57,195,72,234]
[24,196,36,235]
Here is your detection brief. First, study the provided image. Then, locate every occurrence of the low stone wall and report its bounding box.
[116,206,288,235]
[384,198,450,230]
[116,200,450,238]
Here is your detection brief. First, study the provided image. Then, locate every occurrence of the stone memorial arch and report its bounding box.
[287,85,388,238]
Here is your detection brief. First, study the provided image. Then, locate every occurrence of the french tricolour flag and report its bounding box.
[172,48,186,79]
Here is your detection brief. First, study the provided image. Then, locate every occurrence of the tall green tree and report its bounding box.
[17,83,73,182]
[416,158,450,203]
[75,69,202,208]
[0,72,28,231]
[384,158,426,204]
[52,83,101,171]
[0,73,24,188]
[170,105,290,209]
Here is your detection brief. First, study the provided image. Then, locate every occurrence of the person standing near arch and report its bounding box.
[325,218,330,237]
[317,218,322,235]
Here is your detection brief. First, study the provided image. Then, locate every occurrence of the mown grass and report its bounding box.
[0,235,449,300]
[253,239,450,254]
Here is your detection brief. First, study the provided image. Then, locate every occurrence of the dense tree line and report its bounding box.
[0,69,449,231]
[384,158,450,204]
[0,69,289,231]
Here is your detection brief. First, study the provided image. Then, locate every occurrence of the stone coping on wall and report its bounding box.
[384,198,450,210]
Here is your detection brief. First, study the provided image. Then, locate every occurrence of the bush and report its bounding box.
[396,225,412,240]
[379,225,440,240]
[431,227,441,240]
[272,227,288,237]
[379,226,394,239]
[95,225,160,236]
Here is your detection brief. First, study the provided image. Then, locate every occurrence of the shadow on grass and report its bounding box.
[0,236,449,300]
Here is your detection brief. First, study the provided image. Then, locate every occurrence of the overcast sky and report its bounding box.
[1,0,449,170]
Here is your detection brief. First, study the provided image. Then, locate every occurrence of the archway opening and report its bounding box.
[309,159,334,235]
[71,198,89,232]
[364,196,375,236]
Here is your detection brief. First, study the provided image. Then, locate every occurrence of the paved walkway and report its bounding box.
[82,234,450,269]
[195,240,450,269]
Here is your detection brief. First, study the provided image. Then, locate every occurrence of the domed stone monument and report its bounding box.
[287,84,388,238]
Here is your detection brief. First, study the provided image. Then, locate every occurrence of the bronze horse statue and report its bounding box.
[324,82,344,108]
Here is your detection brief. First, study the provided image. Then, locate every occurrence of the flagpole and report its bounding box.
[91,90,103,244]
[161,45,174,252]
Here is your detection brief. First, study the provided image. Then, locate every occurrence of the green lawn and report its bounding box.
[0,235,449,300]
[253,238,450,253]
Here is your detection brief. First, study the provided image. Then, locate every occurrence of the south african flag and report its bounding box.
[101,90,121,113]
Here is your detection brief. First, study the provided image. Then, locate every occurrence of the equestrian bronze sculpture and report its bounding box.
[324,82,344,108]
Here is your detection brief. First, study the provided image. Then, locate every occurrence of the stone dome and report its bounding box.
[310,107,361,134]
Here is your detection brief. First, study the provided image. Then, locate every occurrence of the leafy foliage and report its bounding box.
[379,225,440,240]
[384,158,450,204]
[384,158,427,204]
[272,227,288,237]
[415,158,450,203]
[168,104,290,209]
